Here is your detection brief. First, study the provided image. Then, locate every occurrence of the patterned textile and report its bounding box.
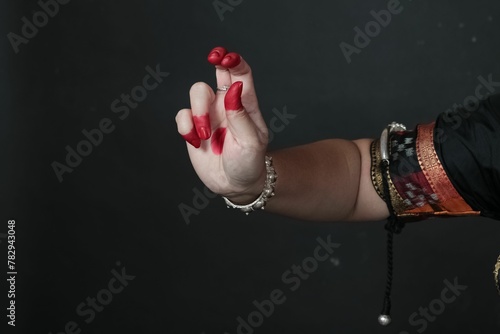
[371,92,500,221]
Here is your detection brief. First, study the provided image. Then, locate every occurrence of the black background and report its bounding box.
[2,0,500,333]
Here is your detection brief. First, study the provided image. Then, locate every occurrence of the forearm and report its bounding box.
[229,138,389,222]
[182,46,390,222]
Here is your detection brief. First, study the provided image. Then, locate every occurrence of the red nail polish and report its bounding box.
[224,81,243,111]
[181,128,201,148]
[221,52,241,68]
[199,127,210,140]
[207,46,227,65]
[211,127,227,155]
[193,114,211,140]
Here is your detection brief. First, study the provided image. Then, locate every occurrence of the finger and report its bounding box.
[225,54,268,136]
[189,82,215,140]
[224,81,262,146]
[221,51,241,68]
[175,108,201,149]
[208,47,267,136]
[223,54,256,106]
[207,46,232,93]
[217,52,241,95]
[208,47,256,107]
[207,46,227,66]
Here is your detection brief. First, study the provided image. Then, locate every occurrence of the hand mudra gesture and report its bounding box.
[175,46,269,203]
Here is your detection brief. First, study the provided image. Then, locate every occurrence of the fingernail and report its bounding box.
[224,81,243,111]
[221,52,241,68]
[181,128,201,148]
[208,46,227,65]
[193,114,211,140]
[198,127,210,140]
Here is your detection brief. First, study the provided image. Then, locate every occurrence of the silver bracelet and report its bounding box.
[380,121,406,163]
[222,155,277,215]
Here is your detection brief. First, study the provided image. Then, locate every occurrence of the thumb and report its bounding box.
[224,81,261,145]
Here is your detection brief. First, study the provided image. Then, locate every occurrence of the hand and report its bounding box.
[175,46,269,203]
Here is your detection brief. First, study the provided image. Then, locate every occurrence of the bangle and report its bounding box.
[222,155,277,215]
[380,121,406,163]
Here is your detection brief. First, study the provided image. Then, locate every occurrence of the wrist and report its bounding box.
[225,169,267,205]
[222,155,277,214]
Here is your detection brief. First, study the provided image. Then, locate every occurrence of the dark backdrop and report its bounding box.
[2,0,500,333]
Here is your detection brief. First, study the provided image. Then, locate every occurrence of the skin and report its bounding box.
[175,46,389,222]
